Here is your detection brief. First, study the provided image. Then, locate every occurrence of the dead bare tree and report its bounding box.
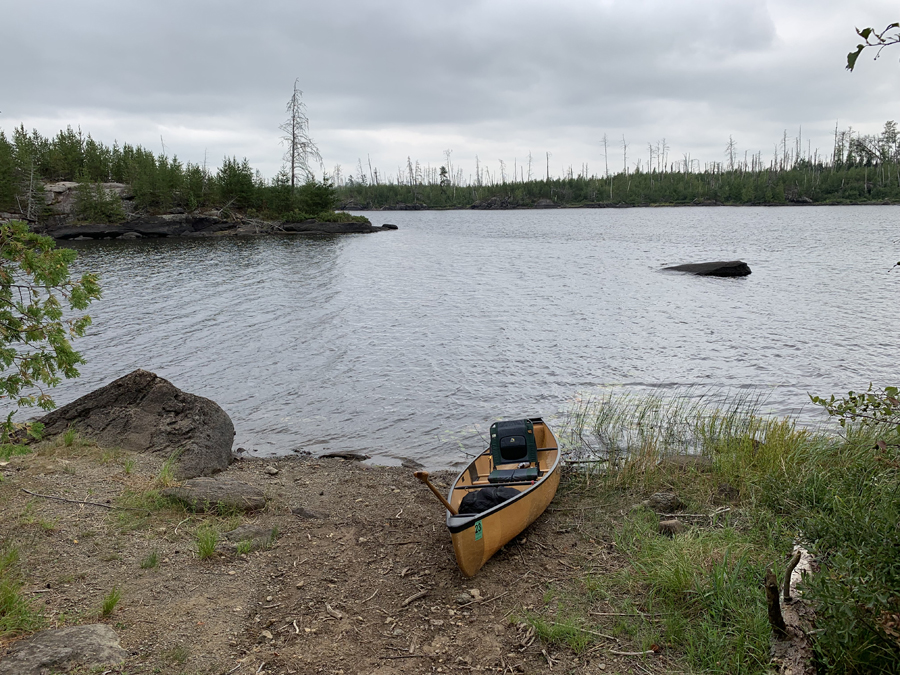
[280,79,322,188]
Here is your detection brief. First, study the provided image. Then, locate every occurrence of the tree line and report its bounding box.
[335,122,900,209]
[0,125,341,224]
[2,122,899,223]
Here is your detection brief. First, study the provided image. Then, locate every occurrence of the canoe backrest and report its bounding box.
[489,419,538,467]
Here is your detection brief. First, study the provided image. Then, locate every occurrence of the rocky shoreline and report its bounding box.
[1,181,397,240]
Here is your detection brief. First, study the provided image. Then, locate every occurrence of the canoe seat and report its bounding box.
[488,419,540,483]
[488,466,539,483]
[490,419,538,466]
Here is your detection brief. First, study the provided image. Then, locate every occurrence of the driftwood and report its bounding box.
[765,567,788,637]
[783,550,802,602]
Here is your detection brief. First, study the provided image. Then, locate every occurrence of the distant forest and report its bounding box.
[335,122,900,209]
[1,123,899,224]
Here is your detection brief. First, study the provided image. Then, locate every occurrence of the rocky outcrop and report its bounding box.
[533,198,558,209]
[0,624,128,675]
[162,477,266,512]
[27,181,388,239]
[280,220,395,234]
[471,196,516,210]
[663,261,752,277]
[382,202,426,211]
[30,369,235,478]
[39,212,236,239]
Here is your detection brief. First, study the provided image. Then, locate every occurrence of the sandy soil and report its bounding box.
[0,443,661,675]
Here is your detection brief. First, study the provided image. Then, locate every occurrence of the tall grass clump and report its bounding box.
[195,525,219,560]
[100,587,121,617]
[556,389,900,673]
[0,546,42,635]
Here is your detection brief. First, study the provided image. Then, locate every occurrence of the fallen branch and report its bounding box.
[783,550,802,602]
[401,590,427,607]
[610,649,656,656]
[20,488,148,513]
[765,567,788,637]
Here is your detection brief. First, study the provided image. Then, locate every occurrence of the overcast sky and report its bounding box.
[3,0,899,183]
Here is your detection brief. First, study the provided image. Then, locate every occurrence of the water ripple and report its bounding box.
[39,206,900,468]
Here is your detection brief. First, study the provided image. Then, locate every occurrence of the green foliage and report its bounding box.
[195,524,219,560]
[281,209,369,224]
[216,156,257,209]
[847,23,900,71]
[100,587,121,616]
[0,221,101,441]
[0,545,42,635]
[73,180,126,224]
[810,384,900,430]
[295,177,336,214]
[140,550,159,569]
[559,391,900,672]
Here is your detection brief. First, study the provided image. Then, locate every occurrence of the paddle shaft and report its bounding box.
[413,471,458,515]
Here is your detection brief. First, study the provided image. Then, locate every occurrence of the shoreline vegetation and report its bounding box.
[0,391,898,673]
[2,124,900,234]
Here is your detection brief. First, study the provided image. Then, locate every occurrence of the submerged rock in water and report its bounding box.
[663,260,751,277]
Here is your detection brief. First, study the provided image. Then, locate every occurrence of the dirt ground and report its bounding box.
[0,443,667,675]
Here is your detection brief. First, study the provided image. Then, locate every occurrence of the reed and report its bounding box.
[540,390,900,673]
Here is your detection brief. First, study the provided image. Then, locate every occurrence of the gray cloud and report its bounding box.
[2,0,898,180]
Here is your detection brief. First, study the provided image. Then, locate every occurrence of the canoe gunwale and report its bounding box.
[445,463,559,534]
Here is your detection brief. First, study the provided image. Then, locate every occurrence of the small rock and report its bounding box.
[291,506,320,519]
[648,492,683,513]
[320,451,370,461]
[455,593,473,604]
[265,466,279,476]
[659,519,685,536]
[162,477,266,513]
[0,624,128,675]
[260,630,273,640]
[222,524,277,552]
[716,482,740,503]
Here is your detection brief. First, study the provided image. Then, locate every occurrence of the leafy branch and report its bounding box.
[847,23,900,71]
[0,220,101,441]
[810,384,900,429]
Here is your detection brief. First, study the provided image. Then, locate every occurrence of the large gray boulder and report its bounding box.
[663,260,751,277]
[0,624,128,675]
[33,369,234,478]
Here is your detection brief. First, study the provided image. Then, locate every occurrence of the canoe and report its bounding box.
[445,417,560,577]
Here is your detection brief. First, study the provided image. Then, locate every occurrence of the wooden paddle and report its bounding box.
[413,471,458,515]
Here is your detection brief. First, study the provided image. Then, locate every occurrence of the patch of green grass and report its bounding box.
[195,525,219,560]
[164,642,190,664]
[156,455,179,487]
[0,443,31,461]
[140,550,159,569]
[554,390,900,673]
[122,457,135,475]
[113,488,186,531]
[62,428,77,447]
[100,587,121,617]
[235,540,252,555]
[523,614,594,654]
[0,545,42,636]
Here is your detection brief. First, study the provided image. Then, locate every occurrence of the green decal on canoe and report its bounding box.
[474,520,483,541]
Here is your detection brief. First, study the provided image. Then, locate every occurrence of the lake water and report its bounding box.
[46,206,900,470]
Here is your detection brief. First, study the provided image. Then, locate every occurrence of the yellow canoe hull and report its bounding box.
[446,418,560,577]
